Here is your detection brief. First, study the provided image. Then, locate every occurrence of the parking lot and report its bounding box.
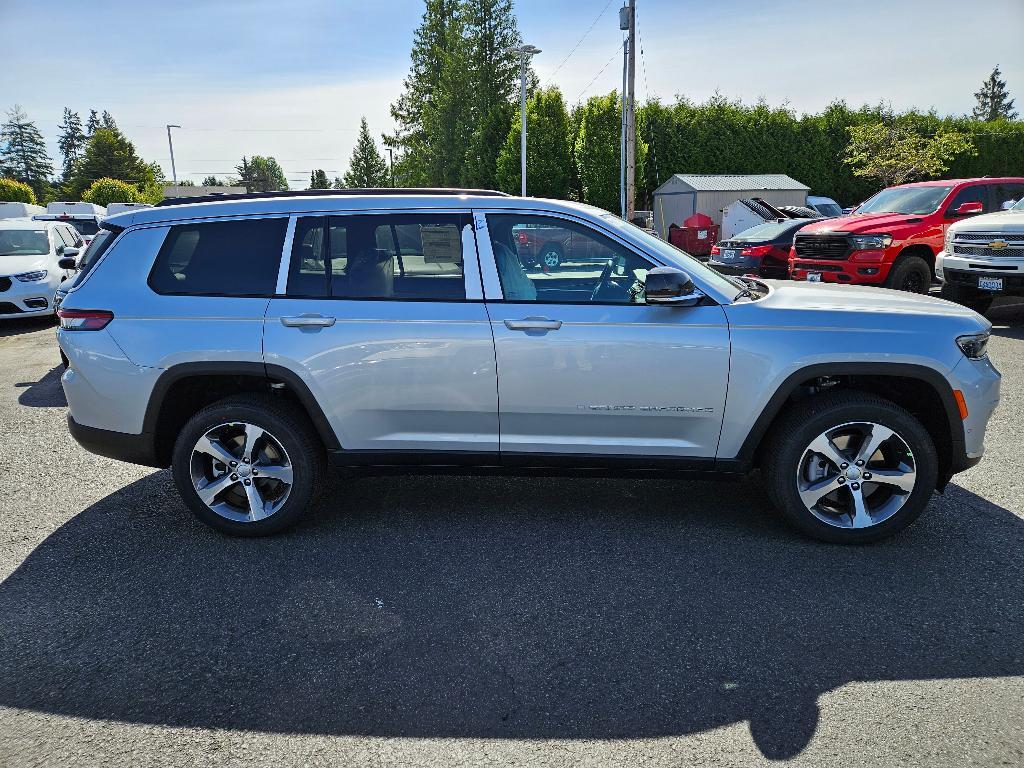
[1,305,1022,767]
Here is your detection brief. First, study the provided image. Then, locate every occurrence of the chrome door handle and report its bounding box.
[504,317,562,331]
[281,314,336,328]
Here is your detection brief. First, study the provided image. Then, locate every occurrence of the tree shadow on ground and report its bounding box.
[15,365,66,407]
[0,473,1021,760]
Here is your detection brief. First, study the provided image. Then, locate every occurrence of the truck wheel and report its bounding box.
[762,391,938,544]
[171,394,325,536]
[940,282,993,315]
[885,255,932,294]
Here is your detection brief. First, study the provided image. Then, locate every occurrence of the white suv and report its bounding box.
[57,190,1000,543]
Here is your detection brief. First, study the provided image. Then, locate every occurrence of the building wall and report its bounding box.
[654,188,808,235]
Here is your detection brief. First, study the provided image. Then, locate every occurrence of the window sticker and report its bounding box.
[421,225,462,264]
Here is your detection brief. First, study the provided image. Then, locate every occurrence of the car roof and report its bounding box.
[0,217,57,230]
[104,192,605,229]
[891,177,1024,188]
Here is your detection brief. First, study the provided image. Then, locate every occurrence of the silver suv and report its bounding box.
[57,190,1001,543]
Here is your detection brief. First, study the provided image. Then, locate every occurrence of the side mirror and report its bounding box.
[952,201,983,216]
[645,266,701,306]
[58,256,78,270]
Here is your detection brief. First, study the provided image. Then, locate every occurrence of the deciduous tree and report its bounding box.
[82,177,141,206]
[497,87,573,199]
[844,123,976,187]
[67,127,156,199]
[235,156,288,192]
[0,177,36,204]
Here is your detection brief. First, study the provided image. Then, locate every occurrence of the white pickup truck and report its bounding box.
[939,198,1024,314]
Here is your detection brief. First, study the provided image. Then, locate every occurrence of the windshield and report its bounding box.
[0,228,50,256]
[1013,198,1024,211]
[600,214,745,297]
[856,185,953,215]
[813,202,843,217]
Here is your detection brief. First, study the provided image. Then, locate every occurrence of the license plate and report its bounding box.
[807,272,823,282]
[722,249,738,262]
[978,277,1003,291]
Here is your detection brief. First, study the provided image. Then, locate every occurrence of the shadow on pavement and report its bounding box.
[0,315,56,338]
[0,473,1021,759]
[15,365,66,407]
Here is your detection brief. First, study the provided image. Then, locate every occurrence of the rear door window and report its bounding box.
[286,214,469,300]
[148,218,287,296]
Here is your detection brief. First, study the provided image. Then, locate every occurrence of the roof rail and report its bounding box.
[155,187,510,207]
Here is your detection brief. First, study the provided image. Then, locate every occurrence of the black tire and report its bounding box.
[884,254,932,294]
[171,394,325,537]
[539,243,563,269]
[762,390,938,544]
[940,281,993,315]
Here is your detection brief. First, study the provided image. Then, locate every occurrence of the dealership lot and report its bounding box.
[1,306,1022,766]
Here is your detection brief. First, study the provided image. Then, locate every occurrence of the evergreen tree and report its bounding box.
[235,156,288,192]
[332,176,346,189]
[343,118,390,188]
[86,109,100,136]
[67,126,157,199]
[309,169,330,189]
[201,176,222,186]
[0,105,54,202]
[496,87,573,199]
[462,0,522,188]
[973,66,1017,121]
[57,108,86,180]
[100,110,118,131]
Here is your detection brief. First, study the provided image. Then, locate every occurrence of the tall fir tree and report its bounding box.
[973,66,1017,121]
[86,109,100,136]
[101,110,118,130]
[309,169,330,189]
[57,108,87,180]
[0,105,54,202]
[343,118,390,188]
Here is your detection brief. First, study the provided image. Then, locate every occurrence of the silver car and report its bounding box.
[56,189,1000,543]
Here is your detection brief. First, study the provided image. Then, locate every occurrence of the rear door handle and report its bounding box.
[281,313,336,328]
[504,317,562,331]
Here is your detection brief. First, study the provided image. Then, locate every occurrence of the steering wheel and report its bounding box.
[589,259,615,302]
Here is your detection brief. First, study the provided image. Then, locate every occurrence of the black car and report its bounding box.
[709,218,821,279]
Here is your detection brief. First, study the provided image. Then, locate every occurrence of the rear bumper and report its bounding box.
[67,415,163,468]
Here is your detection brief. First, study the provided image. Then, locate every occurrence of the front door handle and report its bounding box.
[281,313,336,328]
[504,317,562,331]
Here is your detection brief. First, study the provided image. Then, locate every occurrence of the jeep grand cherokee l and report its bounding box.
[57,189,1000,544]
[790,177,1024,292]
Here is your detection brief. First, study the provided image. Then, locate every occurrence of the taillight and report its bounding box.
[741,245,772,258]
[58,308,114,331]
[518,232,528,245]
[710,245,721,255]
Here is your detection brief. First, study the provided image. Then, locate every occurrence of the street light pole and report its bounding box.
[166,124,181,196]
[506,44,541,196]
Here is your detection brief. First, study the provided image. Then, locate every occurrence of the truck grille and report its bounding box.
[955,232,1024,242]
[953,244,1024,258]
[793,234,850,260]
[0,277,11,293]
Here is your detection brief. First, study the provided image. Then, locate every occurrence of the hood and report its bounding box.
[0,255,48,277]
[949,209,1024,235]
[798,212,926,235]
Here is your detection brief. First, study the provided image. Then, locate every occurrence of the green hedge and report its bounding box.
[638,97,1024,207]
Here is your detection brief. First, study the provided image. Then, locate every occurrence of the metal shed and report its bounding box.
[652,174,810,237]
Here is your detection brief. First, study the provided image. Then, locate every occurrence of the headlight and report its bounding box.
[849,234,893,251]
[956,332,989,359]
[944,229,954,254]
[14,270,48,282]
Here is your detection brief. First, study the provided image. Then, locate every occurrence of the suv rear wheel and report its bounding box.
[763,391,938,543]
[171,395,325,536]
[940,281,993,315]
[885,254,932,294]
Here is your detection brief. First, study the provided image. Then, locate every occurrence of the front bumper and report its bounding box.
[789,257,893,284]
[937,250,1024,295]
[950,353,1001,463]
[0,278,56,318]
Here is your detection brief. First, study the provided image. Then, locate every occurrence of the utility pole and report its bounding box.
[166,124,181,196]
[620,31,627,219]
[624,0,637,221]
[507,44,542,196]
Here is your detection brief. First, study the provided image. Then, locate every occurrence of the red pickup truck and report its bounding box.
[789,177,1024,293]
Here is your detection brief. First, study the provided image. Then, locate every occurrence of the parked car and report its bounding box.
[0,218,79,319]
[937,197,1024,314]
[790,177,1024,292]
[57,189,998,544]
[709,218,820,278]
[33,201,107,245]
[515,222,617,269]
[806,195,843,218]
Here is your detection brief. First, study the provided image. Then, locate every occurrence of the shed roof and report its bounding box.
[655,174,810,193]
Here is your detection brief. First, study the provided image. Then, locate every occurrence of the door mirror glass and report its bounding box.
[645,266,700,306]
[58,256,78,270]
[954,201,984,216]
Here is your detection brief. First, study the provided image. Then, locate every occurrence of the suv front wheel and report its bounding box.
[763,391,938,543]
[171,395,325,536]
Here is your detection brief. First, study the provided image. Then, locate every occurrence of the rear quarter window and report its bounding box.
[148,218,287,296]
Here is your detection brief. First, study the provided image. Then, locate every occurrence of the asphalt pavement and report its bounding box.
[1,302,1022,767]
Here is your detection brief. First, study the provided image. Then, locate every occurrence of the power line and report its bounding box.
[543,0,616,86]
[572,41,625,104]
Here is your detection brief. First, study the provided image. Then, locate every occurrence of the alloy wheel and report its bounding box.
[189,421,294,523]
[542,250,561,268]
[795,421,917,529]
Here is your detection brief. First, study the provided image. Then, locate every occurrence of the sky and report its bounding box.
[1,0,1022,190]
